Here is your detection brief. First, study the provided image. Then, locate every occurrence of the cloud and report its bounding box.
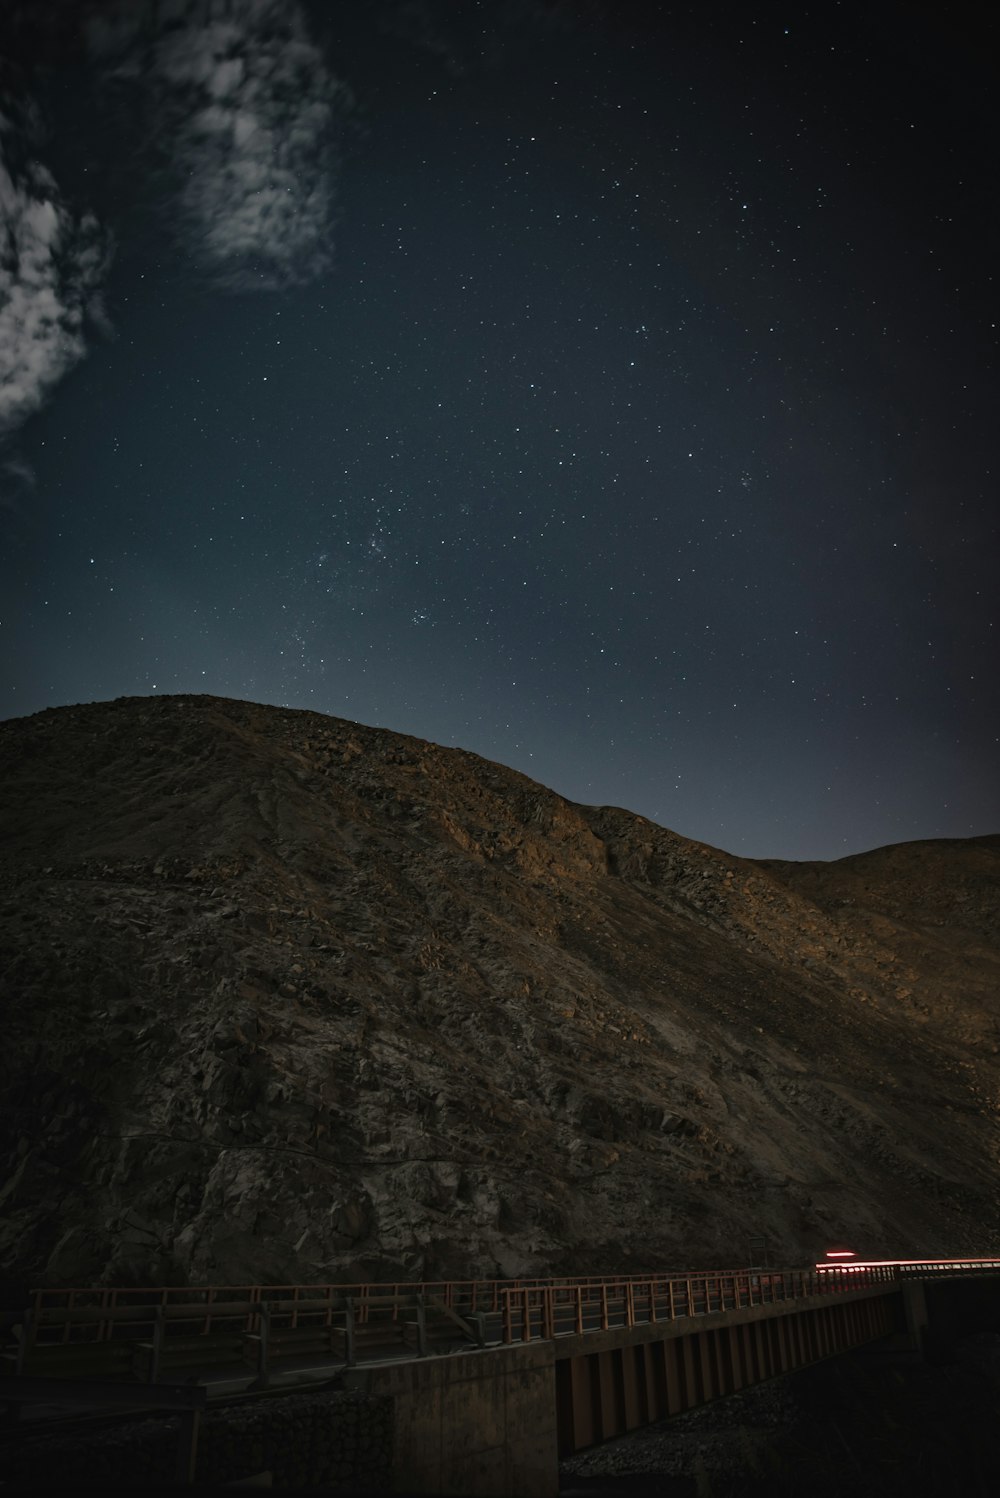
[89,0,350,293]
[2,453,35,488]
[0,451,36,511]
[0,0,341,440]
[0,124,111,438]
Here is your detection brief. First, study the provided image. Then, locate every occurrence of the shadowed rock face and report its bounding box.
[1,694,998,1288]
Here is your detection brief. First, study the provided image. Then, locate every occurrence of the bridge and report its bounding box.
[4,1258,1000,1494]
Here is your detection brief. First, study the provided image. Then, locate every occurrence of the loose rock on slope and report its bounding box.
[1,694,998,1287]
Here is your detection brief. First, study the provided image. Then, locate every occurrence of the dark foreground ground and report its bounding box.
[3,1334,999,1496]
[559,1333,1000,1498]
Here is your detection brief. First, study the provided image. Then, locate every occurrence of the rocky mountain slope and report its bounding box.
[1,694,998,1288]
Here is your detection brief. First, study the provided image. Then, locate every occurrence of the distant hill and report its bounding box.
[1,694,998,1286]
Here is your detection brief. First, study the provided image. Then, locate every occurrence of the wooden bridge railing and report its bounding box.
[14,1263,899,1359]
[496,1264,899,1344]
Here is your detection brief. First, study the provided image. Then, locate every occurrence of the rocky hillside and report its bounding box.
[1,694,998,1288]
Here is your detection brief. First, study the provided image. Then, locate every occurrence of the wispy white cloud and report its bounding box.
[0,452,36,510]
[0,0,341,442]
[0,125,111,437]
[89,0,349,292]
[2,453,36,488]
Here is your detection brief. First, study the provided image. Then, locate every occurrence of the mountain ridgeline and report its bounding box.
[1,694,998,1287]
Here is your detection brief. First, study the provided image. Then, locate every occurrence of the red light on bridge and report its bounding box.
[821,1248,858,1269]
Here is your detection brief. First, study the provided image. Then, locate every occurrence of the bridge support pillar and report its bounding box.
[901,1280,929,1355]
[346,1341,558,1498]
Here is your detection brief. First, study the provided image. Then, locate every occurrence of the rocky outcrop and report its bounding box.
[1,694,998,1287]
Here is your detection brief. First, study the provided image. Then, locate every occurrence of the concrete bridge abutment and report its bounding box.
[346,1341,558,1498]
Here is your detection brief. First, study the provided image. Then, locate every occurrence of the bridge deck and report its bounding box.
[6,1260,998,1390]
[6,1264,902,1383]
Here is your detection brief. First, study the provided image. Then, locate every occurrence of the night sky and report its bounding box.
[1,1,997,861]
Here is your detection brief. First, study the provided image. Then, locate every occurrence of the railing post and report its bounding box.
[416,1295,428,1357]
[600,1283,609,1331]
[148,1307,164,1384]
[344,1295,356,1367]
[253,1301,271,1387]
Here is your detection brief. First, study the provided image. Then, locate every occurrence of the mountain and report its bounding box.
[1,694,998,1288]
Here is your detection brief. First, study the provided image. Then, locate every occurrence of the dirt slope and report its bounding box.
[1,694,998,1286]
